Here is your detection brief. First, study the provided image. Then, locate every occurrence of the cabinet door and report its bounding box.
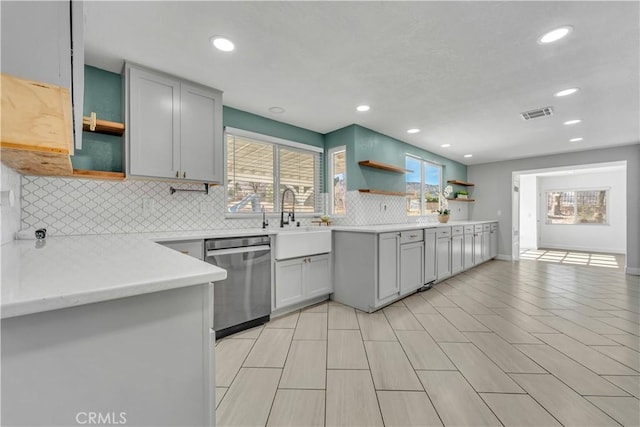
[306,254,331,298]
[490,227,498,259]
[180,83,223,182]
[128,66,180,179]
[400,242,424,296]
[463,233,474,270]
[482,231,490,262]
[451,234,464,275]
[378,233,400,300]
[473,232,483,265]
[424,229,437,283]
[274,258,305,309]
[436,237,452,281]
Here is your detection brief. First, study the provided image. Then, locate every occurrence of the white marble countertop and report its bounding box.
[331,220,497,233]
[1,234,227,319]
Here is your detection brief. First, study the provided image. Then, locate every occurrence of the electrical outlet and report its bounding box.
[497,209,502,216]
[142,198,155,216]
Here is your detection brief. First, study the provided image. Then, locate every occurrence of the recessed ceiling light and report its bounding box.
[569,137,583,142]
[441,144,451,148]
[407,128,420,134]
[464,154,473,158]
[268,106,285,114]
[211,36,235,52]
[563,119,581,125]
[554,87,579,97]
[538,26,573,44]
[356,105,370,112]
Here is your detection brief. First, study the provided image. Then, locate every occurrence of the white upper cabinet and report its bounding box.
[125,63,223,183]
[1,0,85,150]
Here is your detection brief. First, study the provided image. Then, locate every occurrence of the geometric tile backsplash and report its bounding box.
[20,176,468,236]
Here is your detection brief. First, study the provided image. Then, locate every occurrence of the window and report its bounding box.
[226,128,322,215]
[545,189,609,224]
[406,155,442,216]
[328,146,346,215]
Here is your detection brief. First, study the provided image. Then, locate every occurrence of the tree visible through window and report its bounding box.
[328,146,346,215]
[406,155,442,216]
[545,189,609,224]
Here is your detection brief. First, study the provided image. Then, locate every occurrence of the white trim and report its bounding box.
[225,127,323,153]
[625,267,640,276]
[327,145,347,216]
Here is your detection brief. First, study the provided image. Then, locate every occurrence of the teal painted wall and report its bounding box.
[326,124,467,192]
[223,107,324,148]
[72,66,123,172]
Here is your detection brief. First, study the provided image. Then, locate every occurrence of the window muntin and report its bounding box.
[328,147,346,215]
[545,189,609,224]
[226,131,322,215]
[406,155,442,216]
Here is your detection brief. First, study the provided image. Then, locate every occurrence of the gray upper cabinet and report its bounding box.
[1,0,85,150]
[125,63,223,183]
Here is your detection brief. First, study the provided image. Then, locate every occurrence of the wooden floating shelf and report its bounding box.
[447,197,475,202]
[82,113,125,136]
[359,160,412,174]
[447,179,475,187]
[311,220,333,226]
[359,189,410,197]
[72,169,126,181]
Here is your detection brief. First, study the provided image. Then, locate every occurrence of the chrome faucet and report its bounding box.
[280,188,296,227]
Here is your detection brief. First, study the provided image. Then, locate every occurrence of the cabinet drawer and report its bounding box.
[464,225,475,234]
[451,226,464,236]
[437,227,451,238]
[491,223,498,231]
[400,230,424,244]
[483,224,491,232]
[474,224,483,232]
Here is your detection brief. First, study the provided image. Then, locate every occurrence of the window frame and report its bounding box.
[544,187,610,226]
[327,145,347,217]
[224,127,323,218]
[406,154,443,217]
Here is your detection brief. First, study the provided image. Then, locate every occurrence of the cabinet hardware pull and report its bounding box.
[183,171,186,178]
[175,171,179,178]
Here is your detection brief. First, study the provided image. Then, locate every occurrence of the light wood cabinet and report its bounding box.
[275,254,331,309]
[125,63,223,183]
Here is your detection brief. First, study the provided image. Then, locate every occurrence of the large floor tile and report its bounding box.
[586,396,640,427]
[421,289,458,307]
[325,370,383,427]
[437,307,490,332]
[516,344,630,396]
[474,314,541,343]
[510,374,619,426]
[227,325,264,339]
[603,333,640,351]
[377,391,443,427]
[491,307,558,333]
[216,368,281,427]
[403,293,439,314]
[480,393,561,426]
[440,342,524,393]
[447,295,495,314]
[534,333,637,375]
[396,330,456,370]
[592,345,640,372]
[215,387,227,408]
[414,313,470,342]
[243,328,294,368]
[328,303,359,329]
[357,311,397,341]
[601,375,640,398]
[549,310,628,334]
[265,311,299,329]
[364,341,423,390]
[293,312,327,340]
[279,340,326,389]
[533,315,619,345]
[266,389,324,427]
[215,338,255,387]
[327,329,369,369]
[383,306,425,330]
[417,370,501,426]
[465,332,546,373]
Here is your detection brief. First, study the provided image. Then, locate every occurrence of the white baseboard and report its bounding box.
[625,267,640,276]
[537,242,625,254]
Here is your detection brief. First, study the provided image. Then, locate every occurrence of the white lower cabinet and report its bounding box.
[490,222,498,259]
[400,241,424,296]
[473,225,484,266]
[424,228,437,283]
[451,234,464,275]
[463,226,475,270]
[275,254,331,309]
[436,228,452,281]
[378,232,401,301]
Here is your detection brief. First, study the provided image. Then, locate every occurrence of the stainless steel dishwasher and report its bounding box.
[205,235,271,339]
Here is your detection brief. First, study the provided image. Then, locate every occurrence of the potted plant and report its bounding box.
[436,185,453,223]
[457,190,469,199]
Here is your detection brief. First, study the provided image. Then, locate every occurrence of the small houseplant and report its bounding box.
[457,190,469,199]
[436,185,453,223]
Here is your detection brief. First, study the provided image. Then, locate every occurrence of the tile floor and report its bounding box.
[215,257,640,427]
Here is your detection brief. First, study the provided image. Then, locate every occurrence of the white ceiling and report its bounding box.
[83,1,640,165]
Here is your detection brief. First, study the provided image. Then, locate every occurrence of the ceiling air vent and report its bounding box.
[520,106,553,120]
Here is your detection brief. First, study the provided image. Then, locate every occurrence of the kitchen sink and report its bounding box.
[274,228,332,260]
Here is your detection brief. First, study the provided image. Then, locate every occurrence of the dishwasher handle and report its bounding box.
[206,245,271,257]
